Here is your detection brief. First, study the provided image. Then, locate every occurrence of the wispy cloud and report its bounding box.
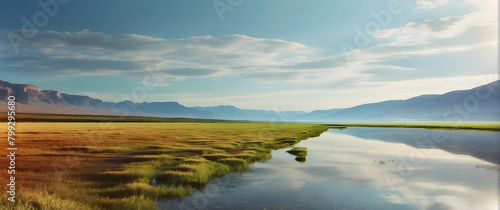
[1,30,321,81]
[415,0,456,10]
[0,0,496,91]
[336,0,497,83]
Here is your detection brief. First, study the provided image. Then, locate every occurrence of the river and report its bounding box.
[157,128,499,209]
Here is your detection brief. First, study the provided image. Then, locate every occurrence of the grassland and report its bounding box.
[1,114,498,209]
[327,122,500,132]
[0,114,328,210]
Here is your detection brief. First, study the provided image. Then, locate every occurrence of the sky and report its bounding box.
[0,0,498,112]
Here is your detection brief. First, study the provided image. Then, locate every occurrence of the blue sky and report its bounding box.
[0,0,498,111]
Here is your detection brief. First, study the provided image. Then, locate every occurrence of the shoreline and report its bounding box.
[326,122,500,132]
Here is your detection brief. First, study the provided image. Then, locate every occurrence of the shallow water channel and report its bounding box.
[157,128,499,209]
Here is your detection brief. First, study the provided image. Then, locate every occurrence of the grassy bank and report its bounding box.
[0,119,328,209]
[327,122,500,132]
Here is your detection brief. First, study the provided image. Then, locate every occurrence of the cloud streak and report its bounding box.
[0,0,497,89]
[415,0,456,10]
[1,30,322,81]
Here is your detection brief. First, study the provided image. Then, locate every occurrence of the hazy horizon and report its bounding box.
[1,78,498,113]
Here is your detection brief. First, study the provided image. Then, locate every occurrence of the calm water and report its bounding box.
[157,128,499,210]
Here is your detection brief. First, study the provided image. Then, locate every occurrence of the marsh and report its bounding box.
[158,128,499,209]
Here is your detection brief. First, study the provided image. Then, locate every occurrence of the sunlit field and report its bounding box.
[0,117,327,209]
[1,114,498,209]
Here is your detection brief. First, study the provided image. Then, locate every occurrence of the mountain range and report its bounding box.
[1,80,499,122]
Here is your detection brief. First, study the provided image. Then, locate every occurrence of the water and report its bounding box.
[157,128,499,210]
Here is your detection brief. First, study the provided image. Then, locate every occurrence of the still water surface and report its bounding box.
[157,128,499,209]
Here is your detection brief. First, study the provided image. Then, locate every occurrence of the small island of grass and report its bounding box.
[287,147,308,162]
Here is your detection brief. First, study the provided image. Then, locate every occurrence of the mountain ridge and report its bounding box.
[1,80,499,122]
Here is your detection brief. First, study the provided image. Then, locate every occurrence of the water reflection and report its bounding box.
[338,128,500,164]
[157,128,499,210]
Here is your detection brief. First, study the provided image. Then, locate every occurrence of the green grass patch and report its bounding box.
[200,153,232,161]
[99,182,193,199]
[287,147,308,163]
[116,195,156,210]
[156,160,230,186]
[0,188,96,210]
[218,158,249,171]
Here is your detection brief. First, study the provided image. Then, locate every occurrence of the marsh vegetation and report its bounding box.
[1,114,498,209]
[287,147,307,162]
[0,114,327,209]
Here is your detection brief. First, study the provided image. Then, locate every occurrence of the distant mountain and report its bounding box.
[295,80,500,122]
[0,80,110,114]
[294,109,342,121]
[1,79,499,121]
[193,105,306,121]
[0,80,211,118]
[103,101,213,118]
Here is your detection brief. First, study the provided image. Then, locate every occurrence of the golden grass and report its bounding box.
[0,119,328,209]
